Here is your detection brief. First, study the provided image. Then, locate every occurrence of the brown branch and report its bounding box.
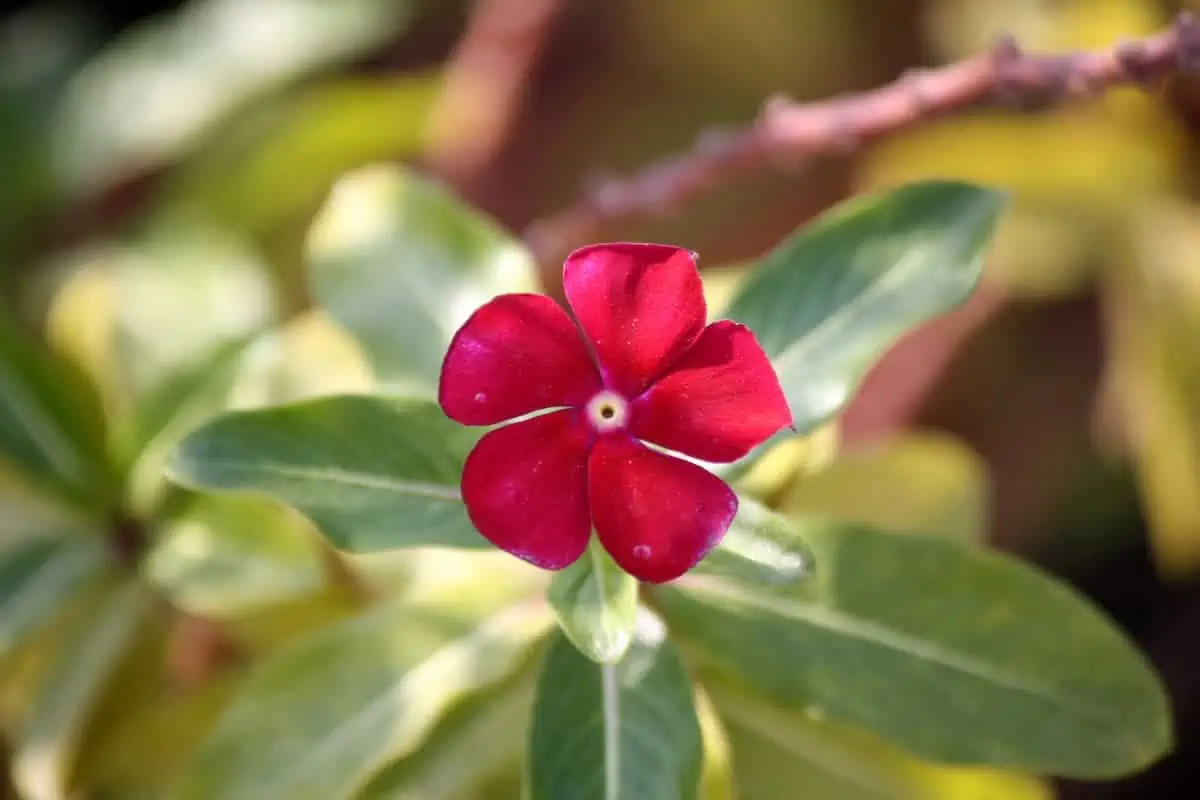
[524,11,1200,266]
[426,0,565,186]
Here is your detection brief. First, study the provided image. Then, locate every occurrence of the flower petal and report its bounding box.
[461,410,592,570]
[563,243,705,396]
[632,321,792,462]
[440,294,602,425]
[589,436,737,583]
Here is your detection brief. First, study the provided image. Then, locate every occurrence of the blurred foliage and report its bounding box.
[859,0,1200,583]
[0,0,1196,798]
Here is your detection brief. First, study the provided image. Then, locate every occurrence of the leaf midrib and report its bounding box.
[681,576,1114,725]
[175,457,462,501]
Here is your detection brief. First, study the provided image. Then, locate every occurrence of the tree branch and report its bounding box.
[524,11,1200,265]
[426,0,565,185]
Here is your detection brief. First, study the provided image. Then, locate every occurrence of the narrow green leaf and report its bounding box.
[130,337,252,452]
[167,394,485,552]
[692,496,814,586]
[12,580,151,800]
[170,74,439,238]
[126,333,260,516]
[0,535,109,663]
[548,539,638,664]
[658,521,1171,778]
[694,688,735,800]
[0,467,86,540]
[358,659,538,799]
[527,611,703,800]
[0,312,116,510]
[174,599,551,800]
[307,165,537,392]
[54,0,417,195]
[723,181,1006,437]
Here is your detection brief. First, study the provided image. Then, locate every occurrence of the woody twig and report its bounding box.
[525,12,1200,265]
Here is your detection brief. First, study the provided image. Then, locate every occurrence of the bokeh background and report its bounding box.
[2,0,1200,797]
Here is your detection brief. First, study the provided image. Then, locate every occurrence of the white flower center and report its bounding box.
[585,390,629,432]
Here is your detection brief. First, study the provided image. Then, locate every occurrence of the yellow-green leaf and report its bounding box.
[660,520,1170,778]
[307,166,537,394]
[547,539,638,664]
[174,599,551,800]
[12,579,152,800]
[710,680,1050,800]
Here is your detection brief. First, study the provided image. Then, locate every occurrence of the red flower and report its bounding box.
[438,243,791,583]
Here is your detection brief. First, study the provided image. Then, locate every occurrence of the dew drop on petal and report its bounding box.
[474,391,487,403]
[632,544,652,560]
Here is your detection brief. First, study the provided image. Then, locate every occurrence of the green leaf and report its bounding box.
[42,221,277,516]
[358,659,538,799]
[779,432,988,542]
[167,394,485,552]
[126,333,260,516]
[0,9,93,261]
[0,312,117,510]
[170,74,439,238]
[527,611,703,800]
[44,222,277,451]
[548,539,638,664]
[693,496,814,587]
[658,520,1171,778]
[12,579,151,800]
[709,680,1050,800]
[173,598,551,800]
[0,465,88,540]
[109,222,276,411]
[0,535,109,664]
[307,165,538,393]
[723,181,1006,437]
[145,495,325,616]
[73,674,240,797]
[225,309,374,409]
[695,688,735,800]
[63,599,187,797]
[52,0,417,196]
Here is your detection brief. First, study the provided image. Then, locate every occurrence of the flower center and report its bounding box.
[585,390,629,432]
